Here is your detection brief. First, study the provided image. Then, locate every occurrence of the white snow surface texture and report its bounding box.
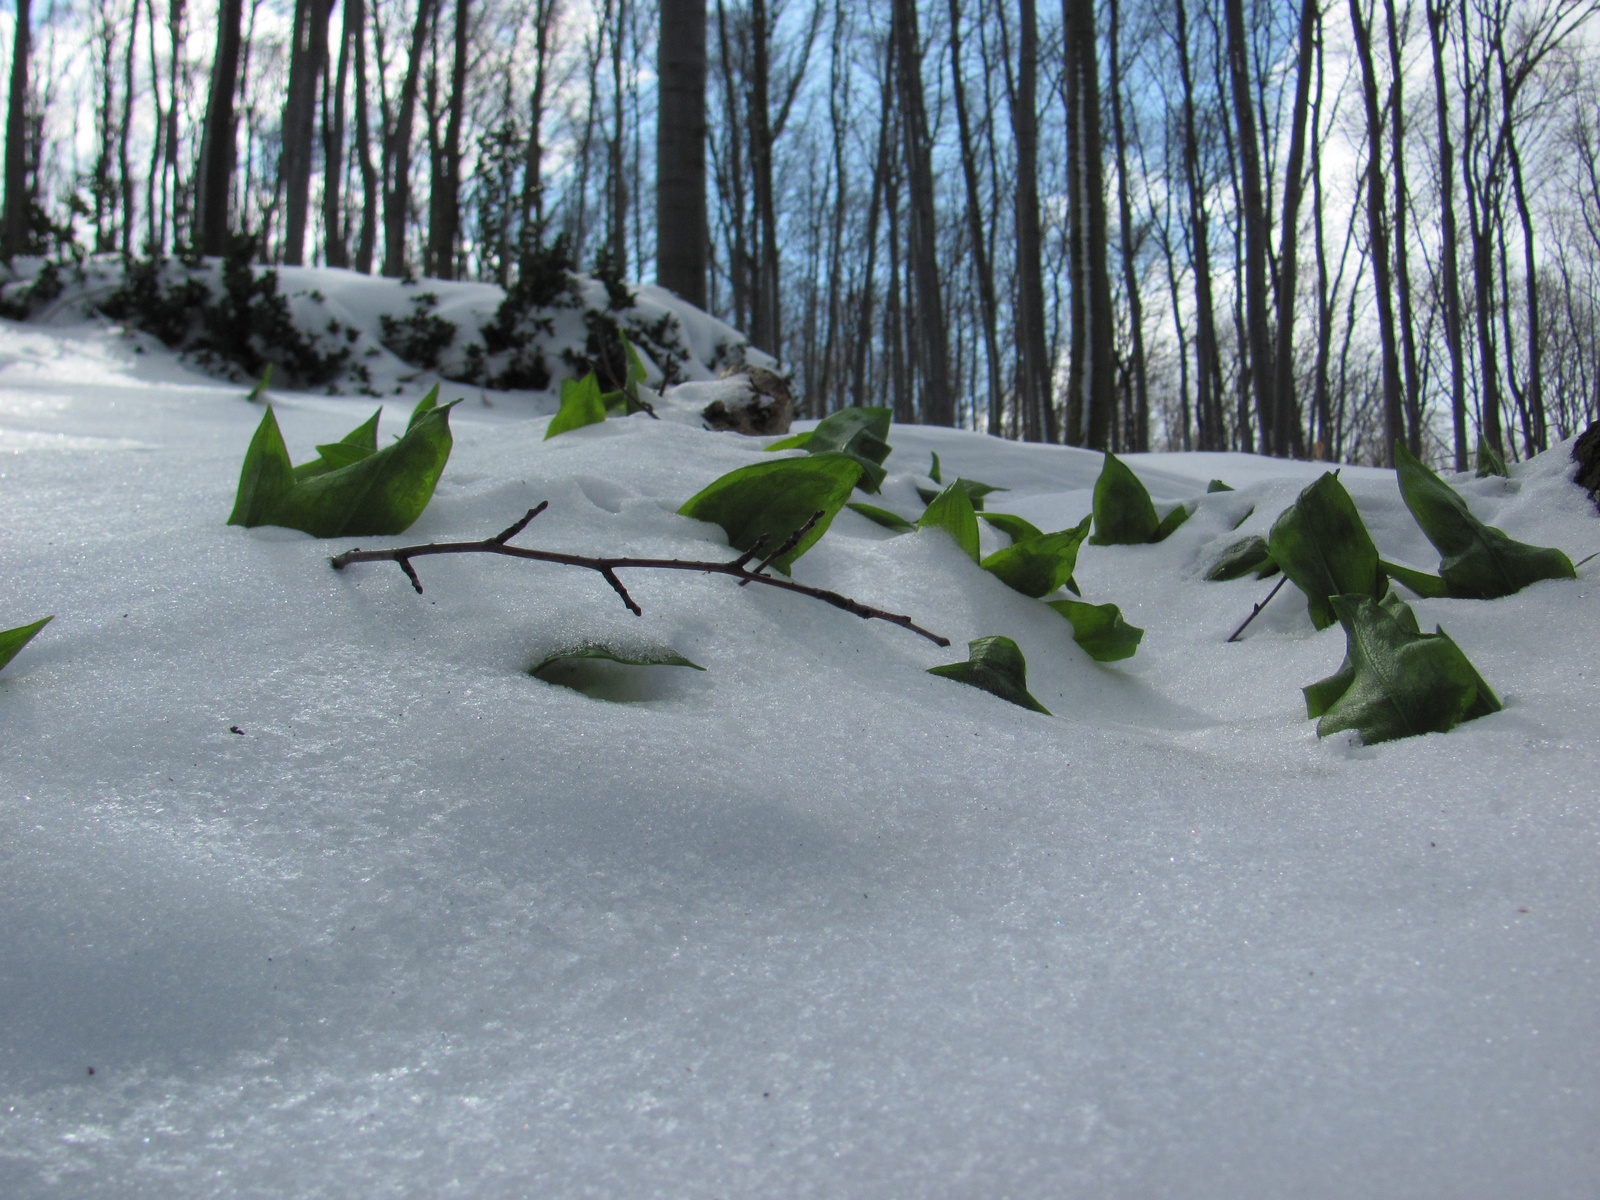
[1,319,1598,1200]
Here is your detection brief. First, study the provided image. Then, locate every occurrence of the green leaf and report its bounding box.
[530,641,704,676]
[256,400,459,538]
[0,615,52,672]
[980,512,1045,544]
[846,501,916,532]
[763,430,812,451]
[928,451,942,484]
[1152,502,1192,541]
[227,405,297,526]
[1046,599,1144,662]
[678,452,863,572]
[918,481,981,561]
[927,636,1051,713]
[915,477,1006,511]
[1379,558,1449,599]
[406,384,441,430]
[1207,478,1234,493]
[1475,437,1509,478]
[981,516,1092,598]
[1394,441,1574,599]
[545,373,607,439]
[245,362,273,402]
[1307,593,1501,745]
[1205,534,1279,581]
[1267,472,1385,630]
[763,407,892,493]
[621,331,650,389]
[293,407,381,481]
[1090,452,1160,544]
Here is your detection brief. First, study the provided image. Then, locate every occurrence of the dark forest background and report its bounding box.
[2,0,1598,465]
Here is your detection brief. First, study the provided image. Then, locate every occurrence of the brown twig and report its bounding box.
[330,507,951,646]
[1226,575,1290,642]
[739,510,823,585]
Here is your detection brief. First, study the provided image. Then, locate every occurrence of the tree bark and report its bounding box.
[1427,0,1468,469]
[382,0,439,277]
[1014,0,1051,440]
[1,0,31,258]
[426,0,468,279]
[1270,0,1317,459]
[281,0,330,264]
[1174,0,1223,450]
[1107,0,1148,451]
[322,0,354,268]
[194,0,244,256]
[1382,0,1423,455]
[657,0,707,306]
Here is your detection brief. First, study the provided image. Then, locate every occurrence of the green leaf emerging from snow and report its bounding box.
[1091,452,1185,544]
[1047,599,1144,662]
[1205,534,1279,581]
[229,391,457,537]
[545,372,607,439]
[0,615,52,672]
[764,407,892,492]
[1153,502,1193,540]
[1394,442,1574,599]
[1306,592,1500,745]
[846,501,916,532]
[245,363,273,402]
[1378,558,1449,599]
[917,480,981,561]
[678,452,862,572]
[981,516,1091,598]
[1475,437,1509,479]
[1207,478,1234,492]
[928,451,943,484]
[530,641,704,677]
[980,512,1045,544]
[1267,472,1385,630]
[293,407,381,481]
[927,635,1050,713]
[916,477,1006,510]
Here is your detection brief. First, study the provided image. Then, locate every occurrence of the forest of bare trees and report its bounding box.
[2,0,1598,464]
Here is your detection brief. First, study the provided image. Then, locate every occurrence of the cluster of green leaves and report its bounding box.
[766,406,893,493]
[1303,592,1500,745]
[544,333,656,439]
[228,387,458,538]
[0,615,51,673]
[1091,453,1191,545]
[678,453,862,573]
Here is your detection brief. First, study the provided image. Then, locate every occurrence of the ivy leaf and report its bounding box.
[1090,452,1187,544]
[916,477,1006,510]
[1307,593,1501,745]
[980,512,1044,544]
[255,397,459,538]
[1207,478,1234,492]
[678,452,862,573]
[1267,472,1385,629]
[530,641,705,677]
[0,615,52,673]
[1475,437,1509,479]
[227,405,297,527]
[545,372,607,439]
[927,636,1051,713]
[1046,599,1144,662]
[1379,558,1449,599]
[846,501,916,532]
[293,408,381,481]
[1205,534,1279,581]
[1394,442,1574,599]
[918,480,981,561]
[928,451,943,484]
[981,516,1091,598]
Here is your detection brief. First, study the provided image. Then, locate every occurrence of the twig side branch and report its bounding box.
[331,507,952,646]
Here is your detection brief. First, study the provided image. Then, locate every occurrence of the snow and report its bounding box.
[2,315,1598,1198]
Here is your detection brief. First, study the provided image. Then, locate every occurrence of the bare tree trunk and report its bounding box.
[520,0,556,256]
[658,0,707,305]
[426,0,468,279]
[352,0,378,272]
[608,0,628,276]
[281,0,330,264]
[1,0,31,258]
[1349,0,1406,465]
[1174,0,1223,450]
[382,0,439,276]
[1270,0,1317,458]
[1107,0,1148,451]
[1497,43,1545,454]
[322,0,354,267]
[1427,0,1467,469]
[851,32,893,410]
[194,0,244,255]
[1013,0,1051,440]
[119,0,138,255]
[1382,0,1423,455]
[893,0,953,424]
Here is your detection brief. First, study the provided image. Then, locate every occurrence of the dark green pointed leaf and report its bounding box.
[981,516,1092,598]
[1394,442,1575,599]
[1267,472,1385,630]
[1152,502,1192,541]
[928,451,943,484]
[0,615,52,672]
[406,384,441,430]
[245,362,273,402]
[846,501,916,532]
[545,372,607,439]
[530,640,704,676]
[1379,558,1449,599]
[763,430,811,451]
[1310,593,1501,745]
[764,406,892,492]
[294,408,381,480]
[1090,452,1160,544]
[1047,598,1144,662]
[259,400,459,537]
[918,481,981,561]
[1207,478,1234,492]
[227,405,296,526]
[678,452,862,572]
[927,635,1050,713]
[621,331,650,389]
[915,477,1006,511]
[1475,437,1509,478]
[980,512,1044,544]
[1206,534,1279,581]
[1304,589,1419,718]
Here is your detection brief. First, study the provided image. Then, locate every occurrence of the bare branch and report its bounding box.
[1226,575,1290,642]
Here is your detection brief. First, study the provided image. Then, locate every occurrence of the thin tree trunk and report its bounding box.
[1382,0,1422,455]
[851,33,893,410]
[520,0,556,256]
[1013,0,1051,440]
[608,0,628,276]
[382,0,439,276]
[352,0,378,272]
[1427,0,1468,469]
[119,0,138,255]
[426,0,468,279]
[2,0,31,258]
[1174,0,1223,450]
[194,0,244,256]
[1497,48,1544,454]
[1270,0,1316,459]
[322,0,353,267]
[657,0,707,305]
[281,0,330,264]
[1107,0,1148,451]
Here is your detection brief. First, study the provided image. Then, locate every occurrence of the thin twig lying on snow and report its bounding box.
[1226,575,1289,642]
[330,505,952,647]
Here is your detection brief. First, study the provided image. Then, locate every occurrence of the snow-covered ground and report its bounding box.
[2,317,1598,1198]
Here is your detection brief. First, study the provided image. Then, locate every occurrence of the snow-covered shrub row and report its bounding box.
[0,241,768,397]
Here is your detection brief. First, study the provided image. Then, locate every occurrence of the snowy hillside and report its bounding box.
[1,312,1598,1198]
